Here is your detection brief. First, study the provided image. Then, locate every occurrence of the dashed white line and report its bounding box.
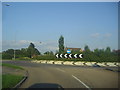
[72,75,91,90]
[56,68,65,72]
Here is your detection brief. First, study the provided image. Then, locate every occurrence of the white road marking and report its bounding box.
[72,75,91,90]
[56,68,65,72]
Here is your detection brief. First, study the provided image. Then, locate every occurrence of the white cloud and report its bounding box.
[91,33,112,38]
[2,40,58,53]
[36,40,58,53]
[91,33,100,38]
[19,40,30,44]
[46,46,58,51]
[104,33,112,38]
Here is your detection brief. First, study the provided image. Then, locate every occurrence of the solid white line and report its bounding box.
[72,75,91,90]
[56,68,65,72]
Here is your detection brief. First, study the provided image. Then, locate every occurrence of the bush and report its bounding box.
[17,57,31,60]
[34,55,55,60]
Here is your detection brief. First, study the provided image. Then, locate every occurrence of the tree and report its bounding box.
[29,43,35,48]
[50,51,54,55]
[44,51,54,55]
[94,48,99,56]
[27,43,40,58]
[84,45,90,53]
[105,47,111,53]
[5,49,14,54]
[15,49,22,58]
[34,48,41,55]
[58,35,64,53]
[21,48,28,57]
[2,49,14,59]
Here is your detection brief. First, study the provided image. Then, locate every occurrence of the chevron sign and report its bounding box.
[55,54,83,58]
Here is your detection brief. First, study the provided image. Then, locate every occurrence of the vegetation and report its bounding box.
[2,43,40,59]
[1,63,24,89]
[35,55,56,60]
[2,36,119,62]
[82,45,118,62]
[44,51,54,55]
[2,74,23,88]
[27,43,41,58]
[0,53,2,59]
[0,74,1,90]
[2,63,24,70]
[58,35,64,53]
[33,45,118,62]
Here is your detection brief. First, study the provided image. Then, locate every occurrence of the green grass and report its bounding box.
[1,63,24,70]
[0,74,2,90]
[2,74,23,88]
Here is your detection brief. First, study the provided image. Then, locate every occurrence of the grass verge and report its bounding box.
[2,74,23,88]
[1,63,24,70]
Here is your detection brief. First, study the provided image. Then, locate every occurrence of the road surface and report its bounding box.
[2,60,119,89]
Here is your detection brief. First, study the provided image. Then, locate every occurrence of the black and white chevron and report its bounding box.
[55,54,83,58]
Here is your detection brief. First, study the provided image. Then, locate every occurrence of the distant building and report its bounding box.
[65,47,83,52]
[113,49,120,54]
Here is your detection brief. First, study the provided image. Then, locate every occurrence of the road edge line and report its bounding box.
[72,75,91,90]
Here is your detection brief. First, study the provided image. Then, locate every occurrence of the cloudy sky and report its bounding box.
[2,2,118,53]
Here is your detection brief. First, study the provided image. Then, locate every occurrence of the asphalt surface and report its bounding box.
[2,60,119,89]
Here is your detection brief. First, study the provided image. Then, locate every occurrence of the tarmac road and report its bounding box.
[2,60,119,89]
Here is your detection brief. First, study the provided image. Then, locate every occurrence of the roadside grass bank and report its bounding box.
[2,74,23,89]
[1,63,27,89]
[1,63,24,70]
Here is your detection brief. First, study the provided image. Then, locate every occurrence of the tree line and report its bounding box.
[2,35,119,62]
[57,35,119,62]
[2,43,41,59]
[2,42,54,59]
